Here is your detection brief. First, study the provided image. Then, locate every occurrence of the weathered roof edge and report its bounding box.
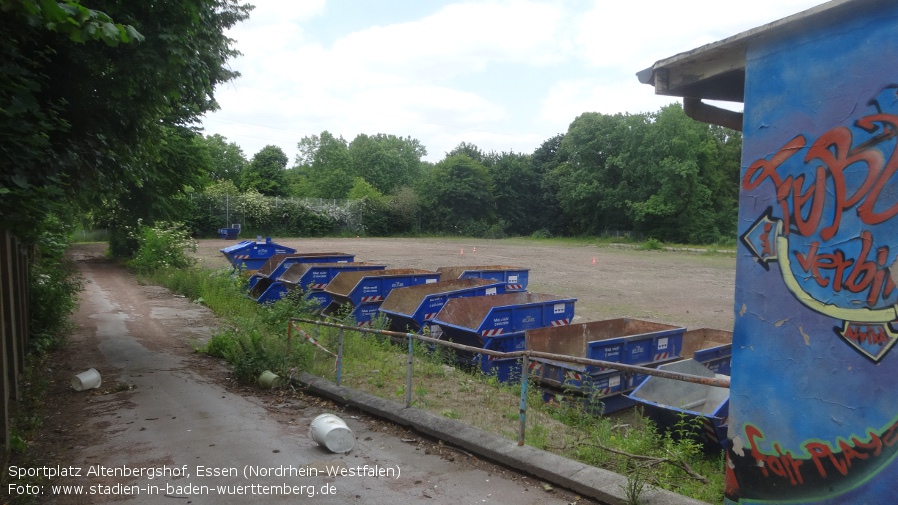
[636,0,861,102]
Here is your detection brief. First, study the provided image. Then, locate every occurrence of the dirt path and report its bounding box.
[197,237,737,330]
[8,244,590,505]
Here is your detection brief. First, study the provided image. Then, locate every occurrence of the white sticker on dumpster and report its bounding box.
[610,376,620,387]
[509,275,518,283]
[658,337,668,350]
[553,303,565,314]
[486,287,497,295]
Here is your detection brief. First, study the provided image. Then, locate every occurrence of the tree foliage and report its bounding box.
[418,154,495,234]
[348,133,426,195]
[198,133,247,185]
[242,144,288,196]
[1,0,251,243]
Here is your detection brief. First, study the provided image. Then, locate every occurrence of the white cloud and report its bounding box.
[202,0,823,163]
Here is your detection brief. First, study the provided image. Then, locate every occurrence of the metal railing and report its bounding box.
[288,317,729,447]
[1,230,30,453]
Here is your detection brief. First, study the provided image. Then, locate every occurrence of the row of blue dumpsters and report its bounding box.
[220,238,732,450]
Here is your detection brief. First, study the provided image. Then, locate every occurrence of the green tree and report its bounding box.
[0,0,146,238]
[488,152,540,235]
[418,154,495,234]
[628,103,740,243]
[553,112,649,234]
[446,142,489,166]
[348,133,426,195]
[0,0,252,245]
[242,145,288,196]
[530,133,567,236]
[104,125,214,255]
[347,177,385,201]
[198,133,247,185]
[300,131,354,199]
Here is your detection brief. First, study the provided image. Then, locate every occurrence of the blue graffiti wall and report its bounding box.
[729,3,898,504]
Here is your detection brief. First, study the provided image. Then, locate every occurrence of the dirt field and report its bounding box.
[198,237,737,331]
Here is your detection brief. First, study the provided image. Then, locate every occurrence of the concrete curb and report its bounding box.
[295,372,710,505]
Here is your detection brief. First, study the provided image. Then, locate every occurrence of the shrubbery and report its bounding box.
[128,221,197,273]
[28,216,82,354]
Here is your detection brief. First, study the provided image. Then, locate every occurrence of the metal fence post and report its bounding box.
[519,355,529,446]
[405,334,414,408]
[336,328,344,387]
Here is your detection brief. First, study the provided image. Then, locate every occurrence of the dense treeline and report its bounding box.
[2,1,741,253]
[193,105,742,244]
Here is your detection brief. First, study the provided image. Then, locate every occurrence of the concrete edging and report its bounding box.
[295,372,710,505]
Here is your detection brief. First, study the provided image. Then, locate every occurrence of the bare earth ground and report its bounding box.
[196,237,736,330]
[9,238,735,504]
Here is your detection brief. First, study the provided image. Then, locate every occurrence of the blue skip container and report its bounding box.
[436,265,530,292]
[248,252,355,290]
[379,278,507,333]
[276,262,388,311]
[628,359,730,451]
[323,269,441,327]
[429,292,576,383]
[681,328,733,376]
[525,318,686,414]
[220,237,296,271]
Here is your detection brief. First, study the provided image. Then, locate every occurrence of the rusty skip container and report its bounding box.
[323,269,441,327]
[248,253,355,304]
[680,328,733,376]
[379,278,506,333]
[248,252,354,290]
[436,265,529,291]
[526,318,686,414]
[430,292,576,383]
[276,262,388,311]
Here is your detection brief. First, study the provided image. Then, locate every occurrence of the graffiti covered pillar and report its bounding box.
[729,2,898,504]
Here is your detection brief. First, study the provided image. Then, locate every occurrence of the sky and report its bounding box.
[200,0,826,164]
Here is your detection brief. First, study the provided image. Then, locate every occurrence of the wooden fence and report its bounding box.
[0,229,30,455]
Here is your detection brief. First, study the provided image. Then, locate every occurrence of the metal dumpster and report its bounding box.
[680,328,733,376]
[275,262,388,310]
[219,237,297,271]
[323,269,441,326]
[247,252,355,290]
[429,292,576,382]
[379,278,506,333]
[525,318,686,414]
[628,359,729,451]
[436,265,529,291]
[218,226,240,239]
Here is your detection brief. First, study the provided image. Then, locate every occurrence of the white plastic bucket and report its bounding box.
[309,413,355,453]
[72,368,102,391]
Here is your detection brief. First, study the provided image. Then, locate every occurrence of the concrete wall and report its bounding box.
[729,3,898,503]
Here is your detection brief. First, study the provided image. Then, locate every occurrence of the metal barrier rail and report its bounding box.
[288,317,730,446]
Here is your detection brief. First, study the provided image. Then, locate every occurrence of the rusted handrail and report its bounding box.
[289,317,730,389]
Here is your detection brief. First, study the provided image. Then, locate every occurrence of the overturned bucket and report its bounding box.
[258,370,284,388]
[72,368,102,391]
[309,413,355,453]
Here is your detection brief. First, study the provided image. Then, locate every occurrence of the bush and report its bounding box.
[28,216,83,353]
[128,221,197,273]
[640,238,664,251]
